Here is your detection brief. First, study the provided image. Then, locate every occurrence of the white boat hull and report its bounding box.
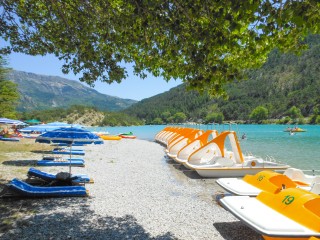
[195,166,288,178]
[220,194,320,238]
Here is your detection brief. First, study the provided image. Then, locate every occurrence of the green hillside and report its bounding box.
[8,70,137,112]
[124,35,320,124]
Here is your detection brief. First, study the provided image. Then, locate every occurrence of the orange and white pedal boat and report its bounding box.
[220,188,320,240]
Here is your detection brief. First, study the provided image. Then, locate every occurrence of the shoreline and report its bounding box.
[0,139,261,239]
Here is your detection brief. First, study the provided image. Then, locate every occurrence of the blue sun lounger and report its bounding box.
[6,178,88,197]
[37,158,85,167]
[0,137,20,142]
[52,148,85,156]
[27,168,93,184]
[52,143,87,147]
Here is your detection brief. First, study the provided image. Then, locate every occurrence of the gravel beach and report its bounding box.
[0,139,262,240]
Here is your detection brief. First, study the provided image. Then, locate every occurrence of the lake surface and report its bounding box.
[88,124,320,172]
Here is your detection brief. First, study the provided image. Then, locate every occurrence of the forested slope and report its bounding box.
[125,35,320,124]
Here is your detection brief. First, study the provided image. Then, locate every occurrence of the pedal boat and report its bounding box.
[173,130,219,164]
[219,188,320,240]
[216,168,320,196]
[183,131,290,177]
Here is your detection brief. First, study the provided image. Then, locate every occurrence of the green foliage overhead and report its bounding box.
[0,56,19,118]
[1,1,320,96]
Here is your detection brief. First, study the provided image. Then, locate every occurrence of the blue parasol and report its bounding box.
[35,127,103,173]
[0,118,26,125]
[19,122,84,133]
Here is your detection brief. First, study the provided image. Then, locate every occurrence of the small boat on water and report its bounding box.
[216,168,320,196]
[284,127,307,132]
[182,131,290,177]
[219,188,320,240]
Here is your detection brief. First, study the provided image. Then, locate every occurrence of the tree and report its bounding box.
[287,106,302,119]
[173,112,186,123]
[0,56,19,118]
[205,112,224,124]
[249,106,268,123]
[152,117,163,125]
[161,111,171,123]
[1,1,319,96]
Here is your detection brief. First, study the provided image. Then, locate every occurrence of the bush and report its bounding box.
[249,106,268,123]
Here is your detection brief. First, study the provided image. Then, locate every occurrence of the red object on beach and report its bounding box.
[119,135,136,139]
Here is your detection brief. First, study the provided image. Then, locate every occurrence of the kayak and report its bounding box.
[118,132,133,136]
[119,135,136,139]
[100,135,122,140]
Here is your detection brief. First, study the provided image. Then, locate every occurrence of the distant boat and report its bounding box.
[284,127,306,132]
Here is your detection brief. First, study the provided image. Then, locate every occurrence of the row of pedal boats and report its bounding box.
[155,127,320,240]
[155,127,290,177]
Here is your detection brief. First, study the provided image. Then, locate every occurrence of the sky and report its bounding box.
[7,52,182,101]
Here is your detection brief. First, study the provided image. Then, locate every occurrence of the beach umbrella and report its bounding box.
[35,127,103,173]
[19,122,84,133]
[0,118,26,125]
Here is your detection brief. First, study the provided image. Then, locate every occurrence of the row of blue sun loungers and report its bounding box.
[0,168,92,198]
[36,147,86,166]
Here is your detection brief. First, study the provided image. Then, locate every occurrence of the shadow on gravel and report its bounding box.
[213,221,262,240]
[2,160,38,166]
[181,170,203,179]
[0,197,177,240]
[31,150,53,154]
[165,158,203,180]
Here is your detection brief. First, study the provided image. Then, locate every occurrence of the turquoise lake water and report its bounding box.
[88,124,320,172]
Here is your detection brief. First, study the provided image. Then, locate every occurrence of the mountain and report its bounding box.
[8,70,137,112]
[124,35,320,123]
[124,84,211,122]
